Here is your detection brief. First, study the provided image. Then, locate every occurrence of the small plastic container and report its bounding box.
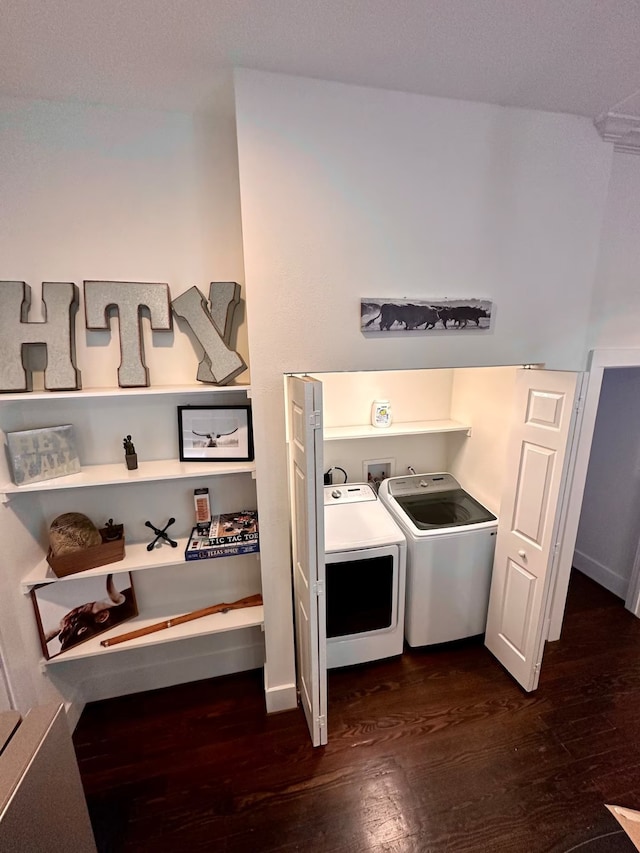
[371,400,392,428]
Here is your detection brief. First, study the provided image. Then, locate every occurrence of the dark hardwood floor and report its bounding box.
[74,570,640,852]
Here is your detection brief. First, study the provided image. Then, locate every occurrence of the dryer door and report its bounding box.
[485,369,581,691]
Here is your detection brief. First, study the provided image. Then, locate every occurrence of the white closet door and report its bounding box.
[286,375,327,746]
[485,369,580,691]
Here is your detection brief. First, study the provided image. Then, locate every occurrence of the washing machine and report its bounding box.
[324,483,407,669]
[378,472,498,647]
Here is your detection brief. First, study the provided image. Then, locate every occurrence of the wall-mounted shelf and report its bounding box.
[3,378,262,702]
[21,539,260,593]
[323,419,471,441]
[2,459,255,500]
[44,602,264,665]
[0,383,250,403]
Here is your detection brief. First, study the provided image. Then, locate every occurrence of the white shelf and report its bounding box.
[44,603,264,664]
[21,538,260,592]
[323,419,471,441]
[0,383,250,402]
[2,458,255,498]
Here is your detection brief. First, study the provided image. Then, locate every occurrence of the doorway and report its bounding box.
[573,366,640,607]
[547,349,640,641]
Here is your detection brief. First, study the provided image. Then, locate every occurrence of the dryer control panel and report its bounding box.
[323,483,377,505]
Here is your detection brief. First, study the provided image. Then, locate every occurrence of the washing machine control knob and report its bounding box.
[331,489,342,500]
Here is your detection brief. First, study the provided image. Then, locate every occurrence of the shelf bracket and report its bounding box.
[466,427,472,437]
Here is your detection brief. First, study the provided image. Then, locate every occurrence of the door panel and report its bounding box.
[500,559,536,655]
[513,443,554,544]
[485,369,580,691]
[286,375,326,746]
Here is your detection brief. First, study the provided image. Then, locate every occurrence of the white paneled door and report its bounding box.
[485,369,581,691]
[286,375,327,746]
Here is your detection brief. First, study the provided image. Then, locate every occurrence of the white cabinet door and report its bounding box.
[286,375,327,746]
[485,369,580,691]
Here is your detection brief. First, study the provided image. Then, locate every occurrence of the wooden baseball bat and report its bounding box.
[100,593,263,647]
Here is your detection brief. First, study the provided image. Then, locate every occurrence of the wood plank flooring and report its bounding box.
[73,571,640,852]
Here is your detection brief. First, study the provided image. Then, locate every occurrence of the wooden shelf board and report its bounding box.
[21,538,261,591]
[44,604,264,664]
[2,458,256,497]
[323,419,471,440]
[0,383,250,402]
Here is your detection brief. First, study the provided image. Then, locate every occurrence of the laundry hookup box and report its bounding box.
[184,510,259,561]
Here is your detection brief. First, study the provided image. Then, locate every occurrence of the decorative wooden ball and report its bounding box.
[49,512,102,556]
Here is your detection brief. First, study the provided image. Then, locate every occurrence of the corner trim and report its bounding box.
[264,677,297,714]
[594,112,640,154]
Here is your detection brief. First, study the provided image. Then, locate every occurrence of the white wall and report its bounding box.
[235,69,613,705]
[319,366,518,507]
[574,367,640,598]
[0,96,249,713]
[588,154,640,350]
[319,369,453,482]
[0,97,248,386]
[449,366,519,514]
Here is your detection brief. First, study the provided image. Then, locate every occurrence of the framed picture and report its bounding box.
[6,424,80,486]
[361,298,494,334]
[177,405,254,462]
[32,572,138,660]
[363,457,395,492]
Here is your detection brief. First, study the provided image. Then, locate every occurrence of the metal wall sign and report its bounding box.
[0,281,81,392]
[0,279,248,392]
[171,284,247,386]
[84,281,173,388]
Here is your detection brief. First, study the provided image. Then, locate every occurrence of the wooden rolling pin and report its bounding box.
[100,593,263,647]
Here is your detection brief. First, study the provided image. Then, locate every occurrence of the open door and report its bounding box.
[485,369,581,691]
[286,375,327,746]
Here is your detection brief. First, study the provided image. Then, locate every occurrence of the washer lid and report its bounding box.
[392,489,496,530]
[324,498,406,552]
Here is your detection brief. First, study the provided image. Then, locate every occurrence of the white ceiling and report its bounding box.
[2,0,640,119]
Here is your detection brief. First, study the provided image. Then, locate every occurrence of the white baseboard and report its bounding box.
[573,549,628,599]
[69,633,265,704]
[263,668,297,714]
[64,699,85,731]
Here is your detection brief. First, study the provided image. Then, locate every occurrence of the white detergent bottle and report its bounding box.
[371,399,392,428]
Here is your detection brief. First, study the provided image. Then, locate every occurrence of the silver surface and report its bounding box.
[84,280,172,387]
[7,425,80,486]
[0,281,81,393]
[208,281,241,345]
[171,285,247,385]
[384,472,461,497]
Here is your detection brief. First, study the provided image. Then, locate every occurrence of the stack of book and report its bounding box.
[184,510,259,561]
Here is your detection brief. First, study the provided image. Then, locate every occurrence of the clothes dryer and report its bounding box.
[378,473,497,647]
[324,483,406,668]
